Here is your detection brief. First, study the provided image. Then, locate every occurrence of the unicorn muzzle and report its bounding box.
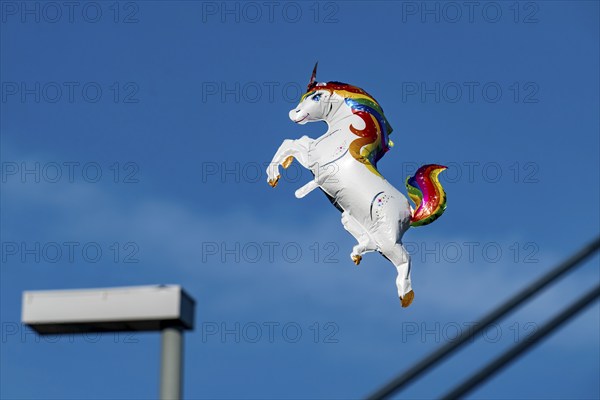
[289,109,310,124]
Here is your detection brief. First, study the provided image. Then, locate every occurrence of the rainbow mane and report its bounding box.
[406,164,448,227]
[302,82,393,175]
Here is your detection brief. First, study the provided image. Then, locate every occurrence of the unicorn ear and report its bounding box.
[307,62,318,91]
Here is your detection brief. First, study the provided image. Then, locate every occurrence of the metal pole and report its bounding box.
[367,236,600,400]
[442,284,600,400]
[160,327,183,400]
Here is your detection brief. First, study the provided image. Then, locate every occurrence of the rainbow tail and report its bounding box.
[405,164,448,227]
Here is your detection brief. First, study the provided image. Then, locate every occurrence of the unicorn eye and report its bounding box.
[312,93,321,102]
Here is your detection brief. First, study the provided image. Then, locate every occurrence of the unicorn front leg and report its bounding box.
[267,136,313,187]
[341,211,376,265]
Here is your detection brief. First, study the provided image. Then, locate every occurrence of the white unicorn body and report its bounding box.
[267,66,447,307]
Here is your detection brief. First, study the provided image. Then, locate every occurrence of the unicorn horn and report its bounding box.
[307,62,318,91]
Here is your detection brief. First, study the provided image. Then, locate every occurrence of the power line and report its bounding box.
[367,236,600,400]
[441,284,600,400]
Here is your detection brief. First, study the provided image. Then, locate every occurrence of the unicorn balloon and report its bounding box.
[267,64,447,307]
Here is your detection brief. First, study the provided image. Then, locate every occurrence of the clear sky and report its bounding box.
[1,1,599,399]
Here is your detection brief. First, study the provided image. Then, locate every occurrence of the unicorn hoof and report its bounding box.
[268,175,280,188]
[352,254,362,265]
[400,290,414,308]
[282,156,294,169]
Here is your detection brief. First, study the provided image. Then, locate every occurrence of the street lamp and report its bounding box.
[21,285,195,400]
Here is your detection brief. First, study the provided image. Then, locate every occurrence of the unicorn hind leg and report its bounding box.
[378,241,414,307]
[341,211,376,265]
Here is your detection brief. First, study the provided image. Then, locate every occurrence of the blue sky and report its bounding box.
[1,1,599,399]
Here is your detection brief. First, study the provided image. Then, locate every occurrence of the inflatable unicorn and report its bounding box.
[267,64,447,307]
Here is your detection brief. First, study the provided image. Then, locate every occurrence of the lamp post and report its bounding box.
[22,285,195,400]
[160,326,184,399]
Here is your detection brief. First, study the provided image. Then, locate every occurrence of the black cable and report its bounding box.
[366,237,600,400]
[441,284,600,400]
